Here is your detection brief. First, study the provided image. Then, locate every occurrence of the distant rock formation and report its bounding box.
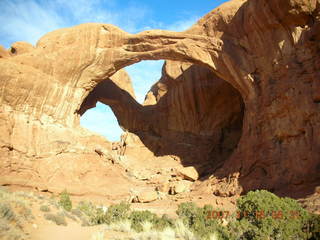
[0,0,319,198]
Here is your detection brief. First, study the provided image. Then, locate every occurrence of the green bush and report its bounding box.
[44,213,67,226]
[174,192,319,240]
[77,201,95,216]
[59,190,72,211]
[235,190,312,240]
[127,210,174,232]
[305,213,320,239]
[76,201,104,225]
[76,201,130,226]
[129,210,158,232]
[152,214,175,231]
[176,202,229,240]
[104,202,130,224]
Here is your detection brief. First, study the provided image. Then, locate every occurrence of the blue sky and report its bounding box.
[0,0,228,141]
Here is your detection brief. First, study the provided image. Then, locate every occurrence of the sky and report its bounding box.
[0,0,228,141]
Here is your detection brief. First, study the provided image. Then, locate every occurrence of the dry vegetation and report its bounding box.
[0,187,34,240]
[0,187,319,240]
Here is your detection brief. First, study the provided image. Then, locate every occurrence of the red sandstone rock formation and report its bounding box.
[0,0,319,199]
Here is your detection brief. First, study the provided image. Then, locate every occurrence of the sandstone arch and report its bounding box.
[0,0,319,198]
[78,60,245,179]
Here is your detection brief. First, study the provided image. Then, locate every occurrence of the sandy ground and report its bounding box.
[30,222,99,240]
[3,153,238,240]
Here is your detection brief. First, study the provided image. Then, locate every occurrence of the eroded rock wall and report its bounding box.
[0,0,319,197]
[191,0,320,195]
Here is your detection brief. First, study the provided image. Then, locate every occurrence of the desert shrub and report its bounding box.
[39,205,50,212]
[0,203,17,223]
[152,214,175,231]
[77,201,96,216]
[44,213,67,226]
[105,219,132,233]
[70,207,91,226]
[59,190,72,211]
[11,201,33,221]
[77,201,105,225]
[175,219,199,240]
[129,210,157,232]
[104,202,130,225]
[0,191,34,240]
[128,210,175,233]
[305,213,320,239]
[227,218,261,240]
[176,202,229,240]
[76,201,130,226]
[37,195,45,200]
[235,190,311,239]
[62,210,78,222]
[0,219,10,232]
[71,208,83,218]
[0,224,25,240]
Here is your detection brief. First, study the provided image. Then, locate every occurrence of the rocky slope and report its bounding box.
[0,0,319,203]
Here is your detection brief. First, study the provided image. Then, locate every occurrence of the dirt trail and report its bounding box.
[30,222,99,240]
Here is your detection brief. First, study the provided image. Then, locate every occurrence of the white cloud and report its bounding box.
[0,0,64,47]
[145,15,199,32]
[0,0,198,48]
[0,0,150,48]
[165,16,199,32]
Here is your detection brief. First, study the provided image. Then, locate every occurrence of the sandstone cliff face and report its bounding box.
[0,0,319,198]
[190,0,320,195]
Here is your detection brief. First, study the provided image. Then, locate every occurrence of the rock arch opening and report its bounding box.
[125,60,165,104]
[78,60,164,142]
[78,60,245,179]
[80,103,123,141]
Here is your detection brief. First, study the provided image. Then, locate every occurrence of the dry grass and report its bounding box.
[0,188,223,240]
[90,219,210,240]
[90,230,105,240]
[39,205,50,212]
[0,187,34,240]
[105,220,132,233]
[44,213,67,226]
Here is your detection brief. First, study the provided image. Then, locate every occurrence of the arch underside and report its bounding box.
[79,62,245,178]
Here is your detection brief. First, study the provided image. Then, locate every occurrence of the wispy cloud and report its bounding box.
[0,0,198,48]
[0,0,150,48]
[146,15,199,32]
[165,16,198,31]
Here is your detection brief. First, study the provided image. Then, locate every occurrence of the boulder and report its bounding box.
[178,167,199,181]
[172,180,193,194]
[156,182,170,193]
[137,191,158,203]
